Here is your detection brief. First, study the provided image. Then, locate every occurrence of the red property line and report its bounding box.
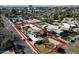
[18,30,40,53]
[32,23,67,53]
[15,22,34,26]
[15,22,67,44]
[32,23,67,44]
[15,22,67,53]
[47,43,66,53]
[10,22,40,54]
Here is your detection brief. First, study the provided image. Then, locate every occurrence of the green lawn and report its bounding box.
[36,20,46,27]
[63,36,71,40]
[36,23,42,27]
[62,33,76,41]
[38,22,45,25]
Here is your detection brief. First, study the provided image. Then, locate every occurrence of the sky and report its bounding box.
[0,0,79,5]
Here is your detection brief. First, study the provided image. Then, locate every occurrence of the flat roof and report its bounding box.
[30,24,41,31]
[27,33,43,42]
[54,29,63,34]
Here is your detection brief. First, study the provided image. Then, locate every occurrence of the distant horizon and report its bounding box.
[0,5,79,8]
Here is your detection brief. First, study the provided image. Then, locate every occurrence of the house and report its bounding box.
[62,17,76,27]
[73,28,79,32]
[60,23,70,30]
[27,32,43,42]
[46,24,59,31]
[53,29,63,34]
[27,19,40,23]
[29,24,41,31]
[74,20,79,27]
[11,18,22,24]
[62,17,74,23]
[45,24,63,34]
[69,21,76,27]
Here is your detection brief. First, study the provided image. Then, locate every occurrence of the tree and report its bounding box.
[1,23,4,27]
[11,9,17,14]
[5,13,9,17]
[0,38,13,48]
[53,13,59,20]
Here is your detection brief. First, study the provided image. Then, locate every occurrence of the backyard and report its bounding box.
[35,38,55,53]
[21,25,57,53]
[17,24,62,53]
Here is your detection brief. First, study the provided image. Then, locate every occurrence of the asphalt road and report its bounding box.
[2,15,35,54]
[12,34,35,54]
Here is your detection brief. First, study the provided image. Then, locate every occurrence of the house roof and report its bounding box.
[30,24,41,31]
[62,17,73,23]
[74,20,79,27]
[61,23,70,30]
[54,29,63,34]
[27,33,43,42]
[27,19,40,23]
[46,24,59,31]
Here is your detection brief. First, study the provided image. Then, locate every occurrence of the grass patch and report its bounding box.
[36,20,46,27]
[35,39,55,53]
[62,33,76,41]
[0,38,13,48]
[35,44,48,53]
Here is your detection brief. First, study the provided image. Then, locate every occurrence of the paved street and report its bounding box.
[2,15,35,54]
[12,34,35,54]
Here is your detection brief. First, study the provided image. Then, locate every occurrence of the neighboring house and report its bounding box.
[62,17,74,23]
[27,19,40,23]
[69,21,76,27]
[60,23,70,30]
[27,32,43,43]
[10,18,22,24]
[45,24,63,34]
[73,28,79,32]
[46,24,59,31]
[62,17,76,27]
[74,20,79,27]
